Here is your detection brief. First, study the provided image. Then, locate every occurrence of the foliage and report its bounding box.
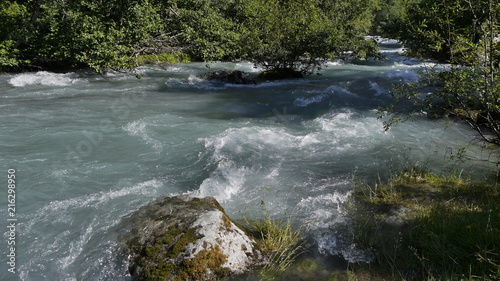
[0,0,381,73]
[388,0,500,64]
[380,65,500,147]
[156,0,246,62]
[30,0,163,71]
[0,0,164,72]
[133,52,192,66]
[371,0,420,36]
[0,1,26,70]
[241,0,379,74]
[379,0,500,147]
[351,167,500,280]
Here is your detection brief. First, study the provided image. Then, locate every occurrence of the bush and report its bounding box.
[0,0,381,73]
[241,0,378,75]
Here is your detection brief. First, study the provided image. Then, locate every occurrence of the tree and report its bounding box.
[392,0,499,64]
[371,0,421,36]
[0,0,164,72]
[156,0,246,62]
[380,0,500,146]
[241,0,379,75]
[0,0,381,73]
[0,1,26,70]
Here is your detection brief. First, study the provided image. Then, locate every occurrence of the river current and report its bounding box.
[0,40,496,280]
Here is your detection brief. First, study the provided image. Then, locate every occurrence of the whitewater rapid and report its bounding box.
[0,39,495,280]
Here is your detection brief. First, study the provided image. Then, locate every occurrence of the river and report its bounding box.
[0,39,496,280]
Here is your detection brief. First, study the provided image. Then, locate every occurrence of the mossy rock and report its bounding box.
[117,195,263,280]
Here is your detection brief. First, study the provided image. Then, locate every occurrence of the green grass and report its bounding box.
[350,167,500,280]
[241,201,305,279]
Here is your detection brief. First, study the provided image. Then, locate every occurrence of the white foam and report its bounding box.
[166,65,186,72]
[234,61,262,72]
[314,110,354,132]
[379,48,405,54]
[181,74,312,90]
[307,109,389,154]
[196,127,306,202]
[294,93,329,107]
[299,134,320,147]
[194,162,248,202]
[164,77,184,87]
[195,114,386,203]
[297,189,374,263]
[123,120,163,150]
[20,158,48,163]
[316,233,374,263]
[298,190,351,229]
[393,61,439,68]
[9,71,81,87]
[369,81,387,96]
[386,69,419,82]
[326,85,357,97]
[16,179,163,279]
[58,220,95,270]
[202,127,299,156]
[265,167,280,179]
[325,60,344,66]
[22,179,163,232]
[298,192,351,215]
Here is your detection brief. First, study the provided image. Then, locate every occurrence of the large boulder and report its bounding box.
[198,69,257,85]
[118,195,262,281]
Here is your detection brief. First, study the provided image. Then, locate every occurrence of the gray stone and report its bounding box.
[118,195,262,280]
[198,69,257,85]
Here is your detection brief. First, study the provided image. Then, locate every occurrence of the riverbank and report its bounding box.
[348,166,500,280]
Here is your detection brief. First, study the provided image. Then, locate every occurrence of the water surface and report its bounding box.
[0,40,495,280]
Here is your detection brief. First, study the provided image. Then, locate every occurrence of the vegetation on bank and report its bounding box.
[0,0,378,74]
[349,165,500,280]
[133,52,193,66]
[377,0,500,147]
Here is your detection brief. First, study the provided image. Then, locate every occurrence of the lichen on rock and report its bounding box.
[117,195,262,280]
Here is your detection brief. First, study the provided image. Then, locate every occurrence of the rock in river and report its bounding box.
[198,69,257,85]
[118,195,262,280]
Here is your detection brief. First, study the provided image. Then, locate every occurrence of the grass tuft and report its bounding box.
[242,201,305,279]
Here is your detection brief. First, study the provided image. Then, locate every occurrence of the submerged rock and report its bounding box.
[118,195,262,280]
[198,69,257,84]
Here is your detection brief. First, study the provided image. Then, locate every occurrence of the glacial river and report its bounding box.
[0,39,496,280]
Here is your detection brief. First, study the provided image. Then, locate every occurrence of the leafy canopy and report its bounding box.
[0,0,380,73]
[380,0,500,147]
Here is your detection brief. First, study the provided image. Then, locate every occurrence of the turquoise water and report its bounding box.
[0,40,496,280]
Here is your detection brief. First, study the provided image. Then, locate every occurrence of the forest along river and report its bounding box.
[0,39,497,280]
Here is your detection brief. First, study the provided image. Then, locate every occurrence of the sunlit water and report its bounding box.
[0,39,496,280]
